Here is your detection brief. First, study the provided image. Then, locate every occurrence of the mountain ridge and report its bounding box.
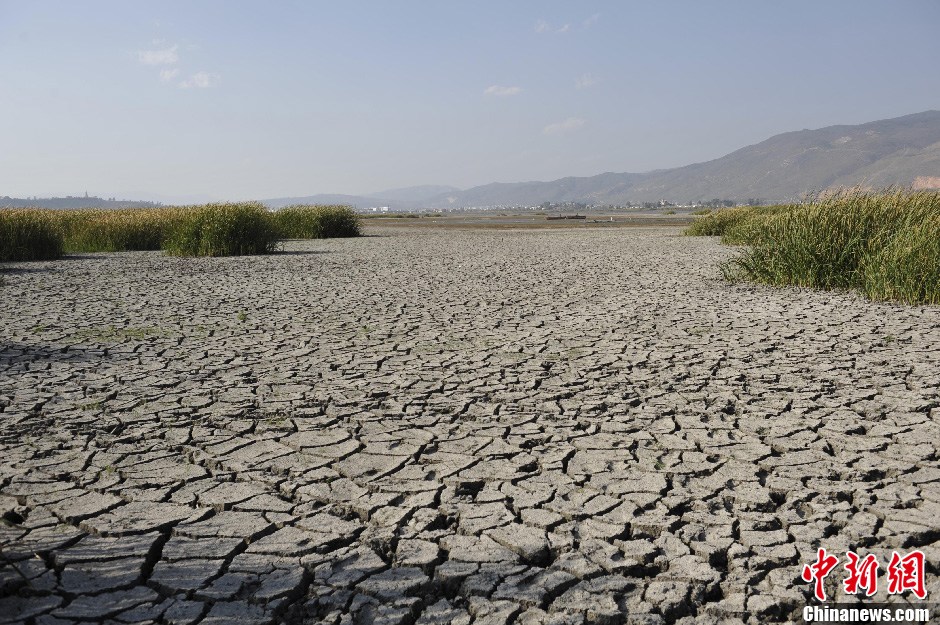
[6,112,938,210]
[263,110,940,209]
[419,110,940,207]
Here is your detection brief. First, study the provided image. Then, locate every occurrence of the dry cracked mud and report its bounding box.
[1,226,939,624]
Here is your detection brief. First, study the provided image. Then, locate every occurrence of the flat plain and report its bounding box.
[1,223,939,624]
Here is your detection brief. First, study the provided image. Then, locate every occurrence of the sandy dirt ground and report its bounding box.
[1,225,938,624]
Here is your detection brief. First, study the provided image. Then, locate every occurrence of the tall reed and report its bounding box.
[2,201,363,261]
[0,209,64,261]
[698,190,940,305]
[684,206,759,237]
[163,202,280,257]
[273,204,361,239]
[55,208,184,252]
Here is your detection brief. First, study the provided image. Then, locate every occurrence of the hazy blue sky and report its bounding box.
[2,1,939,201]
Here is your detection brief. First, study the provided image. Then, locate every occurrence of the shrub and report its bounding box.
[273,204,361,239]
[0,209,64,261]
[163,202,279,257]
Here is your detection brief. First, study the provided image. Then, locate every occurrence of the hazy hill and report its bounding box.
[17,112,930,212]
[264,186,461,210]
[423,110,940,207]
[263,193,410,210]
[367,185,460,203]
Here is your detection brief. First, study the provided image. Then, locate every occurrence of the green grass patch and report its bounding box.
[0,209,64,261]
[693,190,940,305]
[164,202,279,257]
[273,204,361,239]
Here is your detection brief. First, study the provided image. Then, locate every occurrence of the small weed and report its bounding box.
[237,311,248,323]
[654,459,665,470]
[559,347,589,359]
[264,414,290,428]
[70,325,169,343]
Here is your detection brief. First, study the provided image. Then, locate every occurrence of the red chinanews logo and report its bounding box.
[802,548,927,601]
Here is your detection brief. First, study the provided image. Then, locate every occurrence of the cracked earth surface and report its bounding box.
[1,226,939,624]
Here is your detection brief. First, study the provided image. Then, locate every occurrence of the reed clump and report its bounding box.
[687,190,940,305]
[2,202,362,260]
[863,213,940,304]
[273,204,361,239]
[684,206,759,237]
[55,208,184,252]
[0,209,64,261]
[163,202,279,257]
[719,205,792,246]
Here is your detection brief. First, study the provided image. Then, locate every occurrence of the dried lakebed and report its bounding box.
[1,226,939,624]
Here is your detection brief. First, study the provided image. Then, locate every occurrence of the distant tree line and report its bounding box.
[540,201,589,211]
[697,199,736,208]
[694,198,765,207]
[0,196,162,210]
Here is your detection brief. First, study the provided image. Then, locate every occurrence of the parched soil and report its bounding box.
[1,226,938,624]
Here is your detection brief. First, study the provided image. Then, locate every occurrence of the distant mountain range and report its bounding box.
[5,112,939,211]
[266,110,940,209]
[264,185,460,210]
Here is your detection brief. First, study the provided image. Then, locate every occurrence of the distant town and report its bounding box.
[2,195,766,213]
[360,198,762,213]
